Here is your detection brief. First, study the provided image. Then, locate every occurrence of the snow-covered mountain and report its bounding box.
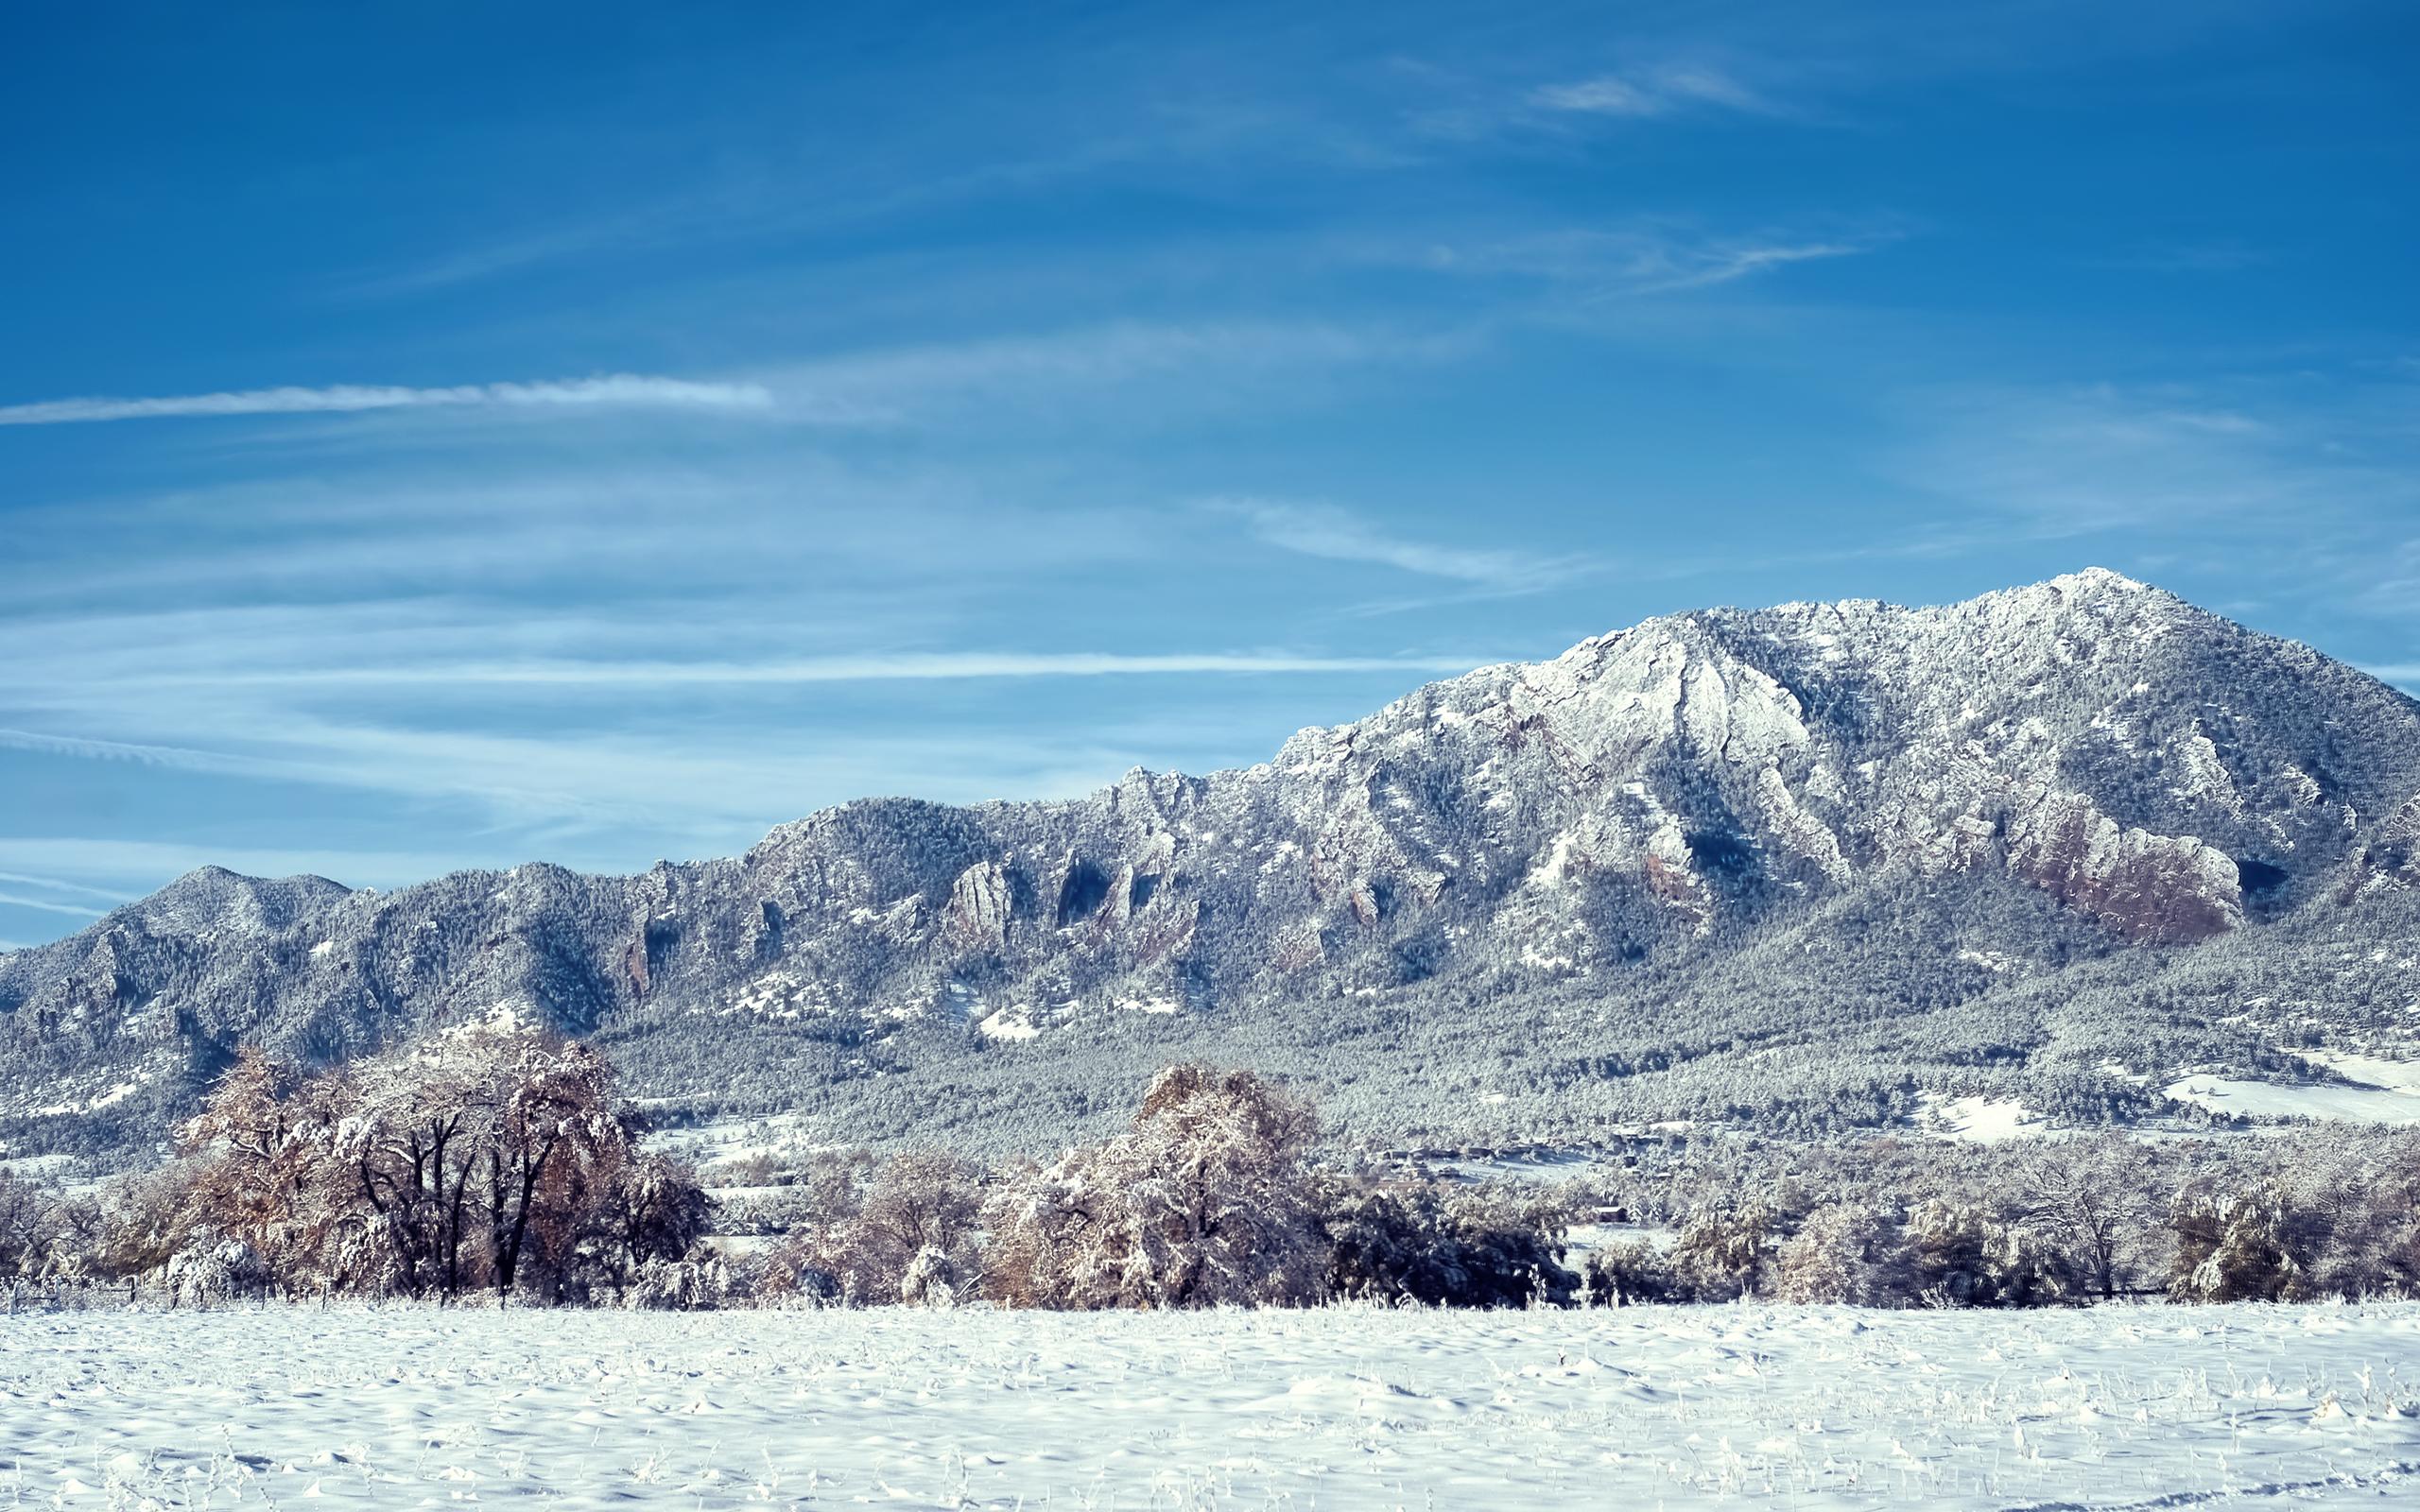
[8,569,2420,1159]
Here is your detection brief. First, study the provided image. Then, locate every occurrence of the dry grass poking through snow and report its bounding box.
[3,1303,2419,1507]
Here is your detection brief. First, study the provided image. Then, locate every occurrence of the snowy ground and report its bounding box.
[5,1303,2419,1508]
[1915,1091,2050,1143]
[2168,1052,2420,1127]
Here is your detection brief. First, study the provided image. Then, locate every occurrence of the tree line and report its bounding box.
[3,1022,2416,1311]
[1574,1123,2420,1307]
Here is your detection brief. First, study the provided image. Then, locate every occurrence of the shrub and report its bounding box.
[1669,1202,1777,1300]
[1322,1179,1578,1308]
[1775,1203,1910,1305]
[984,1066,1326,1309]
[2169,1179,2313,1302]
[1582,1239,1682,1305]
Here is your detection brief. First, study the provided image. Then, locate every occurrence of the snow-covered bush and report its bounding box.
[78,1159,212,1287]
[626,1254,734,1311]
[2169,1178,2314,1302]
[2285,1145,2420,1300]
[1775,1203,1910,1305]
[1321,1178,1577,1308]
[1582,1239,1682,1305]
[163,1237,268,1308]
[1906,1199,2081,1307]
[750,1147,983,1306]
[1668,1202,1778,1300]
[984,1065,1326,1309]
[900,1245,961,1308]
[843,1150,986,1300]
[0,1168,52,1280]
[572,1152,713,1304]
[0,1168,104,1287]
[746,1238,843,1306]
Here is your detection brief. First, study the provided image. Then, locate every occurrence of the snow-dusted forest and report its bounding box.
[7,1021,2420,1314]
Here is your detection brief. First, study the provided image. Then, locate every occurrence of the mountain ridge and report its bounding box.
[8,568,2420,1160]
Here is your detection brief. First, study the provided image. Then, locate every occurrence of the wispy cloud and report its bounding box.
[337,139,1150,301]
[1888,376,2420,533]
[0,704,1310,846]
[0,321,1442,442]
[0,459,1166,615]
[0,727,266,776]
[1215,497,1589,592]
[1529,64,1779,120]
[0,868,137,947]
[764,320,1453,429]
[0,430,1539,867]
[2362,663,2420,689]
[0,374,775,427]
[0,870,136,903]
[0,585,1507,837]
[1406,224,1890,296]
[51,649,1493,692]
[1649,242,1865,291]
[0,839,486,894]
[0,890,106,919]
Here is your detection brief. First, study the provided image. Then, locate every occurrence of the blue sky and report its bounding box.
[3,0,2416,949]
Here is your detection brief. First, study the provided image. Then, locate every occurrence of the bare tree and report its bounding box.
[179,1049,366,1293]
[167,1017,696,1305]
[475,1029,628,1301]
[839,1149,983,1299]
[2008,1132,2163,1300]
[579,1152,711,1303]
[0,1168,71,1284]
[340,1034,500,1297]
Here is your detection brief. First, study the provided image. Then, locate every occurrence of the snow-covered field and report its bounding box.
[2168,1053,2420,1126]
[6,1303,2419,1508]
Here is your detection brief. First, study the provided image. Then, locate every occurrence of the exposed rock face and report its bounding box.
[2002,789,2243,943]
[944,861,1014,954]
[2345,794,2420,898]
[5,569,2418,1153]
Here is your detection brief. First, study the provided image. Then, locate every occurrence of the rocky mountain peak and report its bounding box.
[130,867,354,937]
[6,572,2419,1159]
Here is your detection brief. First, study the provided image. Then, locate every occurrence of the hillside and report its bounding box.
[7,568,2419,1160]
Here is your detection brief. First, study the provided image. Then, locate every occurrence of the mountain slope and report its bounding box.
[7,569,2420,1160]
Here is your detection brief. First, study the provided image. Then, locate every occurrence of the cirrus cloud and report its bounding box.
[1529,64,1780,120]
[0,374,776,427]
